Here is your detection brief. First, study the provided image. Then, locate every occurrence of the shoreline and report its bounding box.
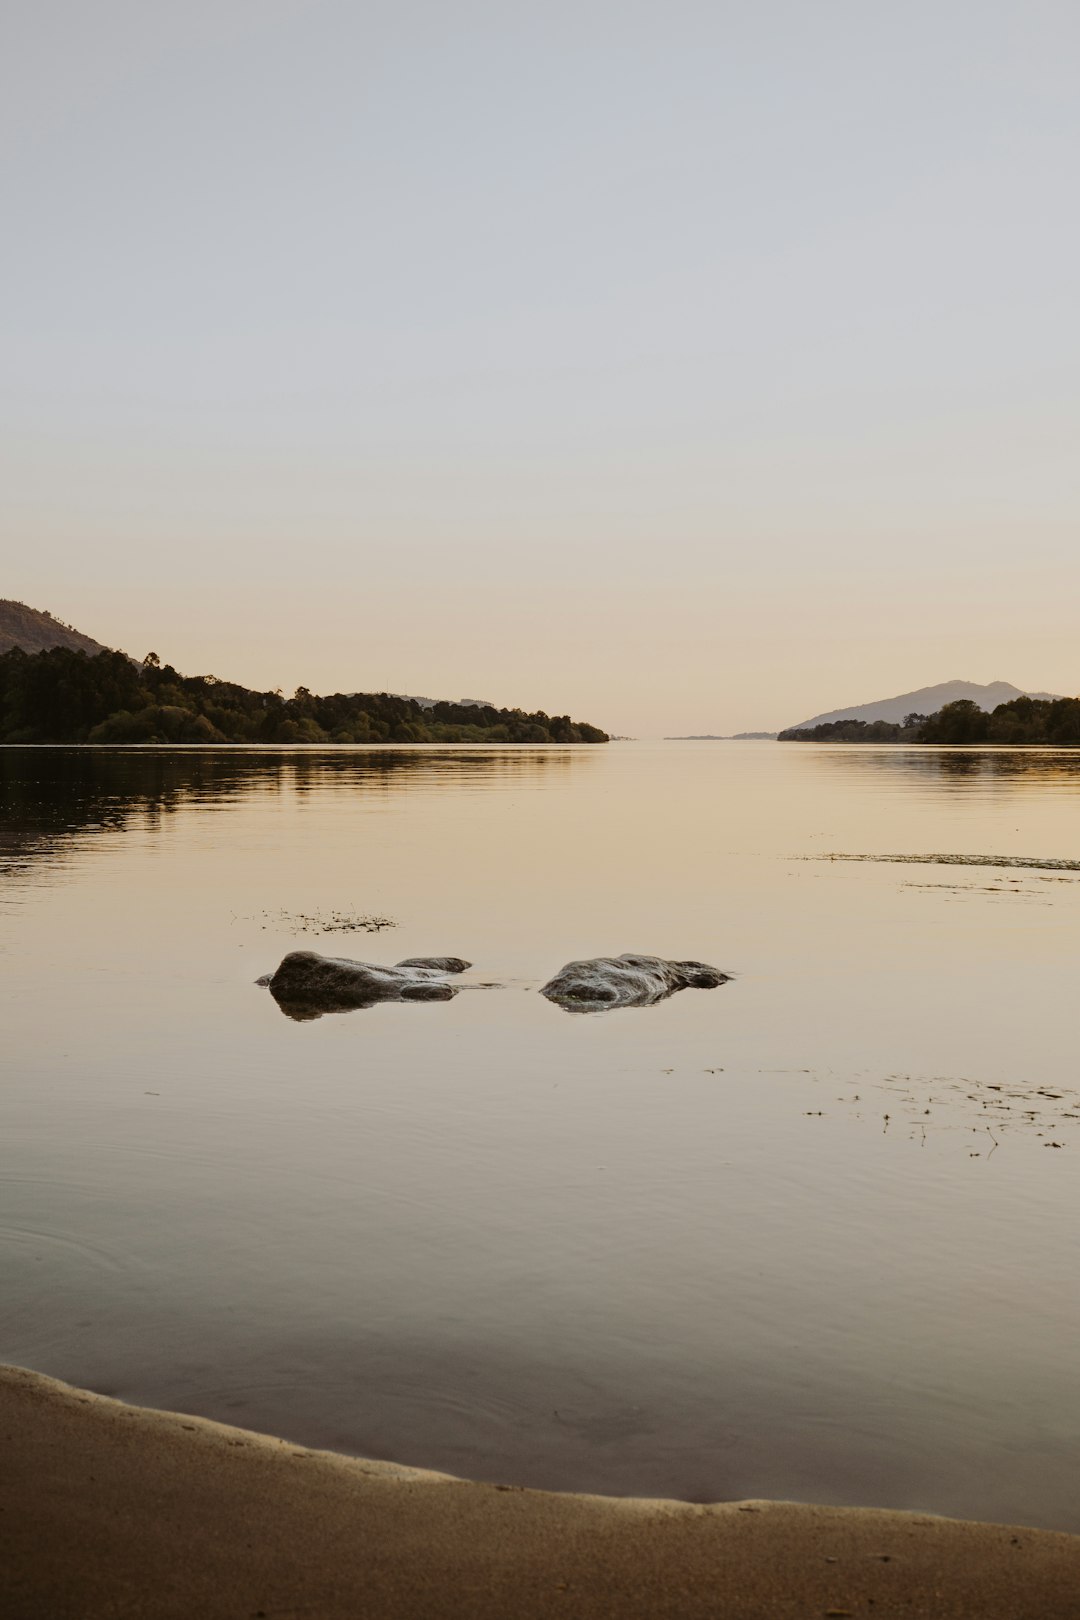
[3,1364,1079,1618]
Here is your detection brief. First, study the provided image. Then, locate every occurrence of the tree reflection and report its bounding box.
[0,746,588,873]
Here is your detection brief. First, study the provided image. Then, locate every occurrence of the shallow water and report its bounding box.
[2,742,1079,1529]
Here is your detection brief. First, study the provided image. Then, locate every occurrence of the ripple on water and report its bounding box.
[0,1221,131,1276]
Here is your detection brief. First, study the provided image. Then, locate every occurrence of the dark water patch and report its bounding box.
[0,744,587,874]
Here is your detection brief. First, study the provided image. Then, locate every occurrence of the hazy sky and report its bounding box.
[3,0,1078,735]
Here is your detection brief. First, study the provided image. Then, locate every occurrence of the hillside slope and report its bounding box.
[0,600,111,657]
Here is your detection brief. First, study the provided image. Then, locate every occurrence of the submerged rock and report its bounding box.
[540,954,729,1012]
[259,951,471,1019]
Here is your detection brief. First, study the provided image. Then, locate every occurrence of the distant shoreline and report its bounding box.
[0,645,608,746]
[780,695,1080,747]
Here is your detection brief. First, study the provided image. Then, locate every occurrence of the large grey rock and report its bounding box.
[259,951,471,1019]
[540,954,729,1012]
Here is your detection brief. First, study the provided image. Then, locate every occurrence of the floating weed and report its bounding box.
[237,907,397,935]
[769,1065,1076,1155]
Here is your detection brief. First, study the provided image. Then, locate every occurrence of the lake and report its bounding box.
[2,742,1079,1531]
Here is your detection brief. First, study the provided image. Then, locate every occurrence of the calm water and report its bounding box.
[3,743,1080,1530]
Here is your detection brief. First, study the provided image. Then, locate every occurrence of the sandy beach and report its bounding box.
[3,1364,1079,1619]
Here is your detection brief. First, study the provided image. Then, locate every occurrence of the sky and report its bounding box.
[2,0,1078,736]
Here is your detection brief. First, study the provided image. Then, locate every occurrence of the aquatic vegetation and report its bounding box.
[813,853,1080,873]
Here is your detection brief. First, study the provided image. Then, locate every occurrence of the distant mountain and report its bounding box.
[388,694,496,710]
[0,599,111,657]
[665,732,778,740]
[787,681,1061,731]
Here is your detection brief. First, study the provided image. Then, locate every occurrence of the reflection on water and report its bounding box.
[2,742,1080,1531]
[0,746,583,874]
[804,742,1080,791]
[266,980,463,1020]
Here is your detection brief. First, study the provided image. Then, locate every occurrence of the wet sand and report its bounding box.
[3,1364,1079,1619]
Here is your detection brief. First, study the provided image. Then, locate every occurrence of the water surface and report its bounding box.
[2,742,1079,1529]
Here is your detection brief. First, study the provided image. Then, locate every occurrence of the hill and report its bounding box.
[0,600,110,657]
[0,603,565,734]
[0,645,607,745]
[787,680,1060,732]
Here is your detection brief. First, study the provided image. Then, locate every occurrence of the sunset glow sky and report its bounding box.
[4,0,1078,735]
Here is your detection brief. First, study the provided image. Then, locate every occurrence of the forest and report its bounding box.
[0,646,609,744]
[779,696,1080,745]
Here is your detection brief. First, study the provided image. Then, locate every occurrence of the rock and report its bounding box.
[260,951,471,1019]
[540,954,729,1012]
[393,957,471,974]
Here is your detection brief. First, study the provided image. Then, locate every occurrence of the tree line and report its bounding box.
[779,696,1080,745]
[0,646,609,744]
